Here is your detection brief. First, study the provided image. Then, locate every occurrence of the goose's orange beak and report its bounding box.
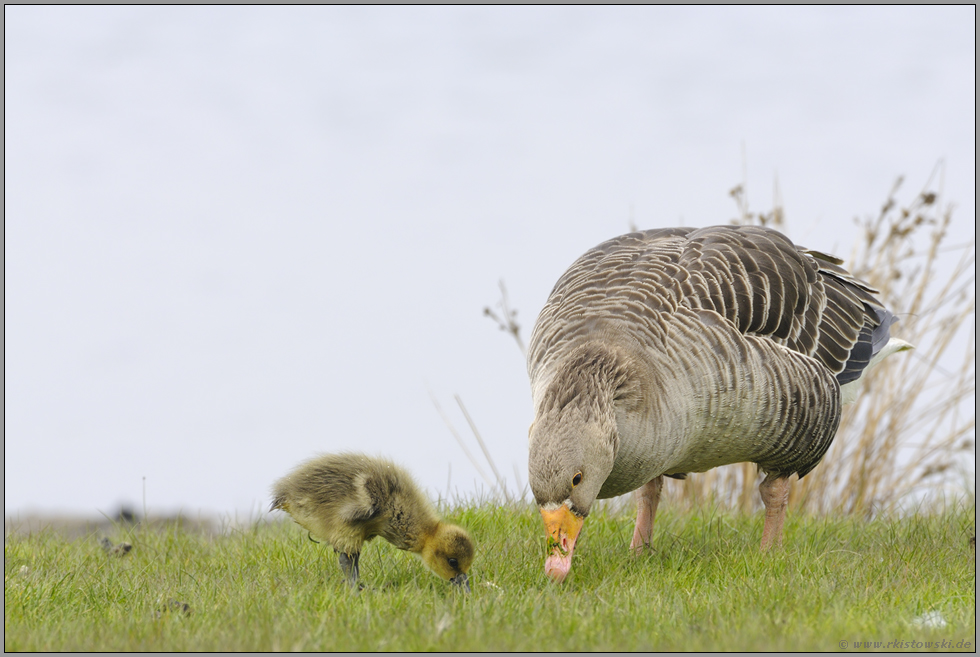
[540,505,584,583]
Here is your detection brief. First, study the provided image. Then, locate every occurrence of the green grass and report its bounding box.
[5,503,976,651]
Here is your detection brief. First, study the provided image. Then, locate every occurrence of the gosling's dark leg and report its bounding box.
[337,551,361,588]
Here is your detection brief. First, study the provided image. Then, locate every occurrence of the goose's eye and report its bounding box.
[572,472,583,487]
[448,558,459,570]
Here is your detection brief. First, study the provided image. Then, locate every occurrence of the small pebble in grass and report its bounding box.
[99,537,133,558]
[911,611,947,629]
[154,599,192,619]
[19,565,30,577]
[434,612,452,636]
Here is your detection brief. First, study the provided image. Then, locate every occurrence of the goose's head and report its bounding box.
[420,523,475,592]
[529,409,616,583]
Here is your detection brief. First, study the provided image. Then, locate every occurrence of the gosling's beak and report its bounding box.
[450,572,470,593]
[540,504,585,583]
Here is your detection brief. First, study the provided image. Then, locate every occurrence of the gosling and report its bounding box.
[270,453,474,591]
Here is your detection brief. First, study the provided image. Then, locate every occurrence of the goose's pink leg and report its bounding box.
[630,476,664,554]
[759,474,791,551]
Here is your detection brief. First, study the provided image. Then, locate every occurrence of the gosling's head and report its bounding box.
[420,523,475,592]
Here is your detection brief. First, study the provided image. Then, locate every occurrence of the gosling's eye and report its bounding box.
[572,472,583,487]
[448,558,459,570]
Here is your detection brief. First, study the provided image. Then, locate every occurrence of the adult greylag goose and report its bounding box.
[527,225,910,582]
[271,453,474,590]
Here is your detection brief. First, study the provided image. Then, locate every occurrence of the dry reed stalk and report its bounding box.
[797,177,975,516]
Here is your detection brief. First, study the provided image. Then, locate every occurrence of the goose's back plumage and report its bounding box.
[528,225,900,497]
[530,226,894,388]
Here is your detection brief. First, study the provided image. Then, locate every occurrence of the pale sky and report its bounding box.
[5,6,975,518]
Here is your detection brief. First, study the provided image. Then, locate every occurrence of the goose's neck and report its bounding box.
[547,341,623,396]
[537,341,685,498]
[537,342,639,446]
